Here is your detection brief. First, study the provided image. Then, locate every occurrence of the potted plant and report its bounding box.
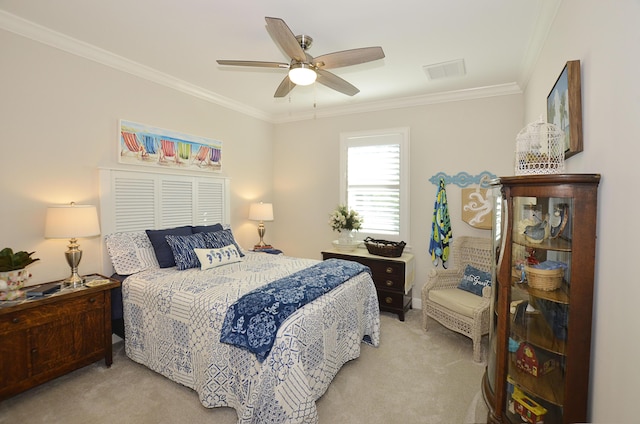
[0,248,39,301]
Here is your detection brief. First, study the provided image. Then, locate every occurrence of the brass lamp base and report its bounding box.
[64,238,85,288]
[254,221,271,250]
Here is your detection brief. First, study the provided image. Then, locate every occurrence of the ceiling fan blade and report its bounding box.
[313,47,385,69]
[274,75,295,98]
[216,60,289,69]
[316,69,359,96]
[265,17,306,62]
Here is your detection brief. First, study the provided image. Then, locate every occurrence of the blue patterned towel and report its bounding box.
[220,258,371,362]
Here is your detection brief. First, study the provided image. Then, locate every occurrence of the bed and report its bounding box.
[99,169,380,422]
[104,225,380,424]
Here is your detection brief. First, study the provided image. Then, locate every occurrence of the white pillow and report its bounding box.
[194,244,242,270]
[104,231,159,275]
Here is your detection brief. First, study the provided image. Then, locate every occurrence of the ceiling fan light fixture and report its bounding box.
[289,63,317,86]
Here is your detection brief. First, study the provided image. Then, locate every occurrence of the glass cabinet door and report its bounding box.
[486,184,504,400]
[505,195,572,423]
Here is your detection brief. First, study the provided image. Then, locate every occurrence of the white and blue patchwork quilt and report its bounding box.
[123,252,380,424]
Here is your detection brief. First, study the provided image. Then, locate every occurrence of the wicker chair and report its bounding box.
[422,236,493,362]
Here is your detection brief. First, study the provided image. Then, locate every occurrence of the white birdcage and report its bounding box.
[515,117,565,175]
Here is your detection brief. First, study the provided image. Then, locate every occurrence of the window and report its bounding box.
[340,128,410,244]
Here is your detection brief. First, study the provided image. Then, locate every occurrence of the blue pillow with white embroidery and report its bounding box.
[457,264,492,296]
[201,229,245,257]
[165,232,208,270]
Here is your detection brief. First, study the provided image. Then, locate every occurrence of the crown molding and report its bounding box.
[1,10,524,125]
[271,83,523,123]
[0,10,271,122]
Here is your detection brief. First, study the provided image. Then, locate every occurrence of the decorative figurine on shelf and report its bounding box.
[511,387,548,424]
[525,247,540,265]
[523,219,549,244]
[516,342,557,377]
[549,203,569,239]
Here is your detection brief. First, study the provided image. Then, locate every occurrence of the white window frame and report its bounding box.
[339,127,410,245]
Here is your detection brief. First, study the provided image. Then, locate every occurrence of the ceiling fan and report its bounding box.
[216,17,385,98]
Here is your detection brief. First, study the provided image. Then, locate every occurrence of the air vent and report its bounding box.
[423,59,466,81]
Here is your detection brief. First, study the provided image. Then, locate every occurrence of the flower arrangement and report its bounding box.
[329,205,363,232]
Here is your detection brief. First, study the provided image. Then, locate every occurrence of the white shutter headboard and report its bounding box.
[98,167,230,273]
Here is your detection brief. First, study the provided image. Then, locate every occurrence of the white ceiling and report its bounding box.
[0,0,561,123]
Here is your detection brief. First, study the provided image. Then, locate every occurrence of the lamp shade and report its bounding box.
[45,203,101,239]
[249,202,274,222]
[288,63,317,86]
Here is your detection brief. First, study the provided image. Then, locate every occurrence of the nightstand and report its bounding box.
[0,274,120,400]
[321,249,414,321]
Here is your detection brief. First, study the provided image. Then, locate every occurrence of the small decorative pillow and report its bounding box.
[201,229,245,257]
[146,226,193,268]
[165,232,208,270]
[194,245,242,270]
[105,231,159,275]
[457,264,492,296]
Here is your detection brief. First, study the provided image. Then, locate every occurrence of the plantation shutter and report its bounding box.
[347,140,401,236]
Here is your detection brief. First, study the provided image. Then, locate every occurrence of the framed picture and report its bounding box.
[547,60,583,159]
[118,120,222,172]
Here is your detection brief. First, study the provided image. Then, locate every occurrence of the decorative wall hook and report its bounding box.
[429,171,497,188]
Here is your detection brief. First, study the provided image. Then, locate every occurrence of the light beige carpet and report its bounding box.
[0,310,488,423]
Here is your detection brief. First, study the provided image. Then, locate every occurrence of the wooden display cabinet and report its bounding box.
[482,174,600,424]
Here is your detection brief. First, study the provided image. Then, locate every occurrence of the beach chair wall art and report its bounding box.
[119,120,222,173]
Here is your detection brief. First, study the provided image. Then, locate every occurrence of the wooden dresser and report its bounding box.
[0,275,120,400]
[321,248,414,321]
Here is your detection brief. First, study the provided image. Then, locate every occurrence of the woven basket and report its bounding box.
[525,265,563,291]
[363,237,406,258]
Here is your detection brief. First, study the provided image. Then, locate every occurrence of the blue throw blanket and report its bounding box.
[220,258,371,362]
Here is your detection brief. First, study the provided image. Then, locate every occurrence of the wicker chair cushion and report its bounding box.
[428,288,485,318]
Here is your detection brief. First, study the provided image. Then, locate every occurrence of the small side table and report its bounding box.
[321,249,414,321]
[0,274,120,400]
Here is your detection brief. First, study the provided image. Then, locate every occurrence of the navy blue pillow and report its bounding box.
[165,232,208,270]
[457,265,492,296]
[146,226,193,268]
[202,229,245,257]
[191,223,224,234]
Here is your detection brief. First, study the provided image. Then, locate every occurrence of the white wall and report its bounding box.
[3,2,637,419]
[523,1,639,421]
[272,94,523,307]
[0,30,274,284]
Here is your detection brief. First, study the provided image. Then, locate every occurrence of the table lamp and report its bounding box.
[45,202,100,287]
[248,202,274,250]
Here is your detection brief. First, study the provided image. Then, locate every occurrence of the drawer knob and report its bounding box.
[31,347,38,355]
[386,267,393,274]
[385,280,394,287]
[89,297,96,303]
[385,296,393,304]
[12,317,20,324]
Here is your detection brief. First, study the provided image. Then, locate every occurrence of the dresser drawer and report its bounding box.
[370,273,404,292]
[0,293,105,333]
[377,289,406,309]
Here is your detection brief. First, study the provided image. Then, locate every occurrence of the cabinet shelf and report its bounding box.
[511,280,570,304]
[510,312,567,355]
[513,233,572,252]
